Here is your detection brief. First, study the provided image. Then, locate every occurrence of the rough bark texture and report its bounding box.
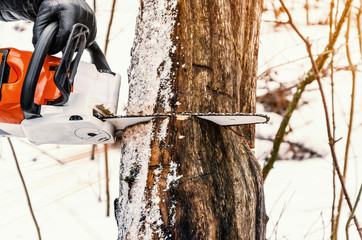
[170,0,261,147]
[117,0,267,239]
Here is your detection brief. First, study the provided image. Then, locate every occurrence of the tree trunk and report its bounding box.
[116,0,267,239]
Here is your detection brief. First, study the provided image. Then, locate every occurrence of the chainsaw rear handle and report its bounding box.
[0,49,10,101]
[21,22,58,119]
[21,22,112,119]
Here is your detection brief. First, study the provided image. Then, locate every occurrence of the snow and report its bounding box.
[158,118,169,142]
[144,163,163,239]
[117,117,182,239]
[164,161,182,192]
[0,139,120,240]
[127,0,178,115]
[118,0,178,238]
[0,0,361,239]
[117,122,153,239]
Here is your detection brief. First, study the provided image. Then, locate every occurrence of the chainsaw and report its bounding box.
[0,23,269,145]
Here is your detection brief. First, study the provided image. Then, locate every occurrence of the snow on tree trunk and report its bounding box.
[116,0,267,239]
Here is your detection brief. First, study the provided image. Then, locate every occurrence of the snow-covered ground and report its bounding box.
[0,140,121,239]
[0,0,361,239]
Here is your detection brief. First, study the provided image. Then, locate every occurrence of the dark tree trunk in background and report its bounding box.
[116,0,267,239]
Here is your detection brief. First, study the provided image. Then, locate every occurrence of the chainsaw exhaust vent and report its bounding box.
[69,115,83,121]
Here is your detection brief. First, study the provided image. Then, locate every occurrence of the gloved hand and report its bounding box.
[33,0,96,54]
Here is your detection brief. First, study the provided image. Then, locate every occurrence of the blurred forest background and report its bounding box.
[258,0,362,239]
[0,0,361,239]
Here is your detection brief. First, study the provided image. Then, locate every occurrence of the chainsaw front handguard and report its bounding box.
[50,23,89,106]
[20,22,112,120]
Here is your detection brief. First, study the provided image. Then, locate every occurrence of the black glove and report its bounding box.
[33,0,96,54]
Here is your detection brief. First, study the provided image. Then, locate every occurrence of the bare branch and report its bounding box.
[334,10,358,238]
[305,0,310,25]
[8,138,42,240]
[105,144,110,217]
[346,184,362,240]
[263,0,354,180]
[104,0,117,56]
[262,0,362,237]
[329,0,338,237]
[357,0,362,57]
[256,135,323,159]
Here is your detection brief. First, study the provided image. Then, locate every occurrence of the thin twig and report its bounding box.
[329,0,336,144]
[105,144,110,217]
[104,0,117,56]
[97,151,102,202]
[256,135,323,159]
[305,0,310,25]
[344,7,357,188]
[91,144,96,160]
[334,10,358,238]
[18,139,64,164]
[328,0,337,237]
[8,138,42,240]
[262,19,289,25]
[268,0,362,238]
[346,184,362,240]
[257,55,317,81]
[262,0,353,180]
[357,0,362,57]
[335,0,340,28]
[268,192,296,239]
[303,213,326,239]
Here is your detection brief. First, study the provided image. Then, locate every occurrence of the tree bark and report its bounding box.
[116,0,267,239]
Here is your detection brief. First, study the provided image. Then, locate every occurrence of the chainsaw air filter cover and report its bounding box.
[0,48,61,124]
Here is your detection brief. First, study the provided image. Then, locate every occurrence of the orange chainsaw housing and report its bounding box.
[0,48,62,124]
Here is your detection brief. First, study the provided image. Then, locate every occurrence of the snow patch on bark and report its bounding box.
[127,0,178,114]
[118,122,153,239]
[165,161,182,192]
[143,118,169,238]
[158,118,170,142]
[119,0,179,237]
[118,119,182,239]
[165,160,182,228]
[144,165,163,238]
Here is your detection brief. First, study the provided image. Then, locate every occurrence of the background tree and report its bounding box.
[115,0,267,239]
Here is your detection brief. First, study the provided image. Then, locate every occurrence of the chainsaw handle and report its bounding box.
[21,22,112,119]
[51,23,89,106]
[21,22,58,119]
[87,42,112,72]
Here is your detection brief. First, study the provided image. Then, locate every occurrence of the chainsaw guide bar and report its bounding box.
[102,112,270,131]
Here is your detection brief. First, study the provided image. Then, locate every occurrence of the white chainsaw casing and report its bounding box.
[73,62,120,113]
[0,122,25,138]
[21,94,115,145]
[0,62,121,145]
